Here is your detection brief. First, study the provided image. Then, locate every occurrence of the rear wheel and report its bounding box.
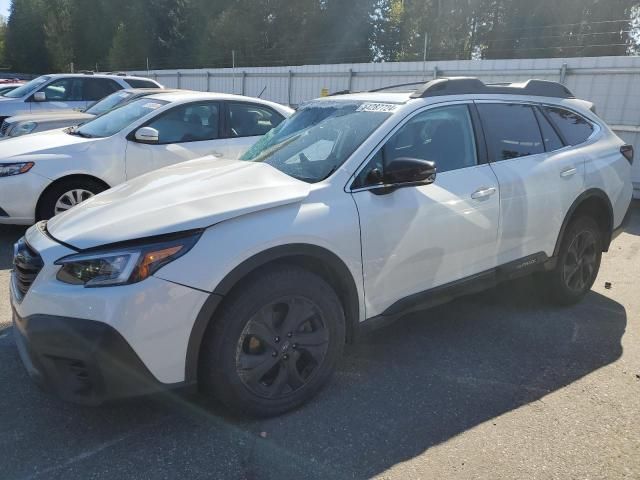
[37,178,107,220]
[542,216,603,305]
[199,265,345,417]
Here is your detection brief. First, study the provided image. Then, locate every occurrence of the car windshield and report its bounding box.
[72,98,168,138]
[241,100,394,183]
[3,76,49,98]
[85,90,136,116]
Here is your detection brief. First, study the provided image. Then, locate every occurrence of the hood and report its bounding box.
[0,128,94,159]
[5,112,94,125]
[47,157,313,250]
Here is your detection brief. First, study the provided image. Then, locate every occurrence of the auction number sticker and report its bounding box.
[357,103,399,113]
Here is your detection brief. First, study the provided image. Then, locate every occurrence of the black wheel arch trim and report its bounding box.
[553,188,614,257]
[184,243,361,383]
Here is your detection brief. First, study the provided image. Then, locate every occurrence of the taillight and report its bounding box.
[620,144,634,165]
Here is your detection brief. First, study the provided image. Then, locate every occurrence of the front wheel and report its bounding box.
[541,216,603,305]
[199,265,345,417]
[37,178,107,220]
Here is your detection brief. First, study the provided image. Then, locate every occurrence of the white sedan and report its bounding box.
[0,91,293,223]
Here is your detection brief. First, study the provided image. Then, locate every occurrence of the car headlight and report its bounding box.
[55,230,202,287]
[0,162,35,177]
[12,122,37,136]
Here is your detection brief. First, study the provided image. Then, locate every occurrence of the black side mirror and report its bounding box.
[368,157,436,194]
[385,157,436,185]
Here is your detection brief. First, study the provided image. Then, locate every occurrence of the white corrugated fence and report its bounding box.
[128,56,640,197]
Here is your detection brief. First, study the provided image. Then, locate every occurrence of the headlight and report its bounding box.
[0,162,34,177]
[12,122,37,136]
[55,231,201,287]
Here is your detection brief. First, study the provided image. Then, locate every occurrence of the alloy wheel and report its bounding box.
[54,189,94,215]
[235,296,330,399]
[562,229,597,293]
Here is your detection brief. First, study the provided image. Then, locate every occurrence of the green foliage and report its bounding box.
[0,17,7,67]
[2,0,639,73]
[6,0,50,72]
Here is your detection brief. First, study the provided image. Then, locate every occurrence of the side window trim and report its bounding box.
[537,104,568,146]
[349,101,480,192]
[532,105,561,152]
[469,102,489,165]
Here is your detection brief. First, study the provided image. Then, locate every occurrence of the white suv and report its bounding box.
[10,78,633,416]
[0,91,292,223]
[0,73,162,123]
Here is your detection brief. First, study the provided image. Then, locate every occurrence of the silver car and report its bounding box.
[0,88,176,138]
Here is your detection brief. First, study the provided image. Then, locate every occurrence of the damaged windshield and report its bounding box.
[241,100,395,183]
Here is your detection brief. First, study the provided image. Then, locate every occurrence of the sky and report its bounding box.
[0,0,9,18]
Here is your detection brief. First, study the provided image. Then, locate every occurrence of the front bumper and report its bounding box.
[0,171,51,225]
[12,310,185,405]
[10,223,211,404]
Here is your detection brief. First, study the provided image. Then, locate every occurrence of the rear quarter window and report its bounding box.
[125,79,160,89]
[543,106,594,146]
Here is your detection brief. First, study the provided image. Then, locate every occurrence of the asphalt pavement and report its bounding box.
[1,205,638,479]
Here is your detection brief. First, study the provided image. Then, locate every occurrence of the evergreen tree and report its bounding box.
[2,0,639,72]
[5,0,50,72]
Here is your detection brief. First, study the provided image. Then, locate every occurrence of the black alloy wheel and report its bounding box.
[562,229,598,293]
[235,296,329,399]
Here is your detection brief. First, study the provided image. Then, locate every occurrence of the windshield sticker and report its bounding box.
[143,102,163,110]
[357,103,399,113]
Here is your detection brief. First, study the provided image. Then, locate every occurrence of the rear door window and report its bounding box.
[227,103,285,137]
[125,79,161,89]
[83,78,122,101]
[542,106,594,146]
[477,103,544,161]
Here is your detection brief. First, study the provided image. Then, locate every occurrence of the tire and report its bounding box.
[541,216,603,306]
[199,265,345,417]
[37,178,107,220]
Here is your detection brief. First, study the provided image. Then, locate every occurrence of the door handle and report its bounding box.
[560,167,577,178]
[471,187,497,200]
[211,151,223,158]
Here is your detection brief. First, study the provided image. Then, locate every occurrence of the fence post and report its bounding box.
[206,71,211,92]
[242,71,247,95]
[348,68,353,92]
[433,66,438,79]
[177,71,182,89]
[559,63,568,84]
[287,70,293,106]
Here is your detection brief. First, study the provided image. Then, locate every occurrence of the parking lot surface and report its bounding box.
[1,205,639,480]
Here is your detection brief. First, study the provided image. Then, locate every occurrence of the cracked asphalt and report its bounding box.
[1,203,639,479]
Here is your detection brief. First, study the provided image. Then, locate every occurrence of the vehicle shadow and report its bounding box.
[0,277,626,480]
